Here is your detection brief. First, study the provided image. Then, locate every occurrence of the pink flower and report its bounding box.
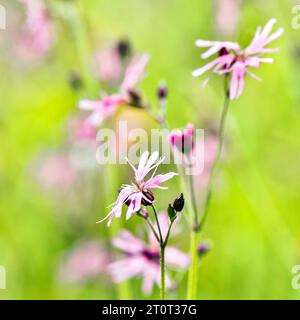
[169,123,194,155]
[192,132,218,191]
[58,241,111,284]
[192,18,284,99]
[38,155,75,191]
[99,151,177,226]
[79,54,149,127]
[215,0,241,37]
[108,213,190,294]
[93,45,122,85]
[17,0,53,61]
[69,116,97,142]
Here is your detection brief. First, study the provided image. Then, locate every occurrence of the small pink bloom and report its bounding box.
[215,0,241,37]
[93,46,122,85]
[169,123,194,155]
[79,54,149,127]
[17,0,53,61]
[38,155,75,191]
[79,94,125,127]
[58,241,111,284]
[108,213,190,295]
[69,117,97,142]
[192,132,218,190]
[193,18,284,99]
[99,151,177,226]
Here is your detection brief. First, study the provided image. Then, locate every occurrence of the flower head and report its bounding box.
[169,123,194,155]
[192,18,284,99]
[58,241,111,284]
[38,154,75,191]
[108,213,190,294]
[79,54,149,127]
[99,151,177,226]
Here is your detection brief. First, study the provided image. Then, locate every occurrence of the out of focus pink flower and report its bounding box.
[192,133,218,191]
[58,241,111,284]
[169,123,194,155]
[17,0,53,61]
[99,151,177,226]
[192,18,284,99]
[79,54,149,127]
[108,213,190,294]
[93,46,122,85]
[215,0,241,37]
[38,155,75,191]
[69,117,97,142]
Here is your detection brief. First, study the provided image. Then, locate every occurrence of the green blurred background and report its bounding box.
[1,0,300,299]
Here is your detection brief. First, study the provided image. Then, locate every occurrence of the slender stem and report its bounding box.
[137,212,161,243]
[187,161,199,230]
[160,244,166,300]
[163,220,175,247]
[187,81,230,300]
[187,231,199,299]
[151,204,163,244]
[199,87,230,230]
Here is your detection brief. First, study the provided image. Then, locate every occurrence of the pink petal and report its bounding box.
[141,263,159,294]
[108,257,145,282]
[112,230,145,254]
[145,172,178,189]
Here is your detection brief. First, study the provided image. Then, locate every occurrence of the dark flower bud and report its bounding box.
[117,39,131,59]
[198,241,211,257]
[167,204,176,222]
[68,70,83,91]
[141,190,155,206]
[128,89,142,107]
[173,193,184,212]
[157,82,168,100]
[219,47,229,56]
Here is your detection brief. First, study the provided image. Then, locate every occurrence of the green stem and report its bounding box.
[151,204,163,244]
[199,88,230,230]
[187,161,199,230]
[160,244,166,300]
[187,81,230,300]
[187,230,199,299]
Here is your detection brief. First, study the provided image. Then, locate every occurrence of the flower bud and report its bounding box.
[198,241,211,257]
[169,124,194,155]
[68,70,83,91]
[117,39,131,59]
[219,47,229,56]
[157,82,168,100]
[128,89,142,107]
[173,193,184,212]
[142,190,155,206]
[167,204,176,222]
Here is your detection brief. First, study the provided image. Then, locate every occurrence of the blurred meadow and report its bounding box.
[1,0,300,299]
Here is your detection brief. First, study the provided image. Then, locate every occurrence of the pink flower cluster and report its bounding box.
[193,18,284,99]
[79,54,149,127]
[109,213,190,294]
